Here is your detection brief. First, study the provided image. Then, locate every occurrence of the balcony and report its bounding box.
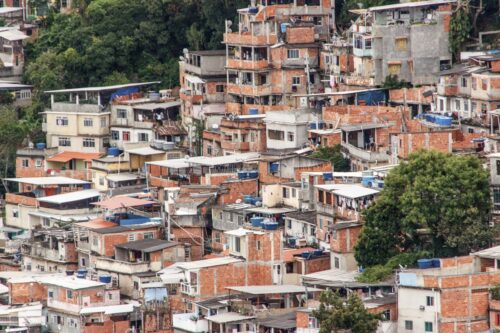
[227,83,272,96]
[282,57,319,68]
[112,118,129,127]
[22,245,70,263]
[49,102,106,114]
[180,282,198,296]
[341,142,389,163]
[223,32,277,46]
[173,313,208,333]
[133,120,154,129]
[95,257,153,274]
[47,299,82,313]
[227,58,269,70]
[316,201,334,216]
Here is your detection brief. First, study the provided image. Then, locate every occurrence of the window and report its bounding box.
[214,232,221,243]
[99,176,104,186]
[21,159,29,167]
[111,131,120,140]
[143,232,154,240]
[216,85,224,93]
[35,159,43,168]
[207,145,213,156]
[92,237,98,247]
[424,322,433,332]
[308,316,318,329]
[334,257,340,268]
[268,129,284,140]
[283,187,290,198]
[481,103,488,113]
[324,55,330,64]
[388,63,401,75]
[426,296,434,306]
[83,118,93,127]
[497,160,500,176]
[56,116,68,126]
[117,109,127,118]
[67,290,73,299]
[464,101,468,112]
[59,137,71,147]
[381,309,390,321]
[123,131,130,141]
[12,209,18,218]
[134,281,139,290]
[292,76,301,86]
[256,240,261,251]
[472,78,477,90]
[395,37,407,51]
[138,133,149,142]
[235,236,241,252]
[455,100,460,111]
[404,320,413,330]
[128,234,136,242]
[287,219,292,229]
[332,229,337,240]
[83,138,95,148]
[319,218,323,229]
[287,49,299,59]
[310,226,315,236]
[287,131,295,141]
[481,78,488,90]
[100,117,107,127]
[461,77,467,87]
[365,38,372,49]
[292,188,297,198]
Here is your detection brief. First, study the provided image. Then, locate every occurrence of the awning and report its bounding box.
[92,196,156,210]
[47,151,104,163]
[185,74,205,85]
[37,189,101,204]
[106,173,145,182]
[126,147,165,156]
[3,177,90,186]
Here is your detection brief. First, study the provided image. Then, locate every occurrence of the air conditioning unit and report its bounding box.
[419,305,425,311]
[96,292,103,297]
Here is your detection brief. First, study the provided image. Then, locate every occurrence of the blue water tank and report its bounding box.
[435,115,452,126]
[262,221,278,230]
[301,251,311,259]
[35,143,46,150]
[288,238,296,247]
[362,175,375,187]
[248,171,258,178]
[313,250,323,256]
[417,259,433,269]
[431,258,441,268]
[323,172,333,181]
[248,108,259,115]
[76,268,87,279]
[107,147,120,156]
[269,163,279,173]
[250,217,264,227]
[65,270,74,276]
[248,6,258,14]
[309,123,317,129]
[280,23,289,33]
[244,195,253,204]
[99,275,112,284]
[238,171,248,180]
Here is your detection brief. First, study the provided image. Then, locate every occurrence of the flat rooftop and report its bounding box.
[45,81,161,94]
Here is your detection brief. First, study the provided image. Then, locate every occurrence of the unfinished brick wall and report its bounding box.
[296,311,311,328]
[15,157,46,178]
[304,255,331,274]
[83,317,131,333]
[8,281,47,304]
[330,225,362,253]
[395,131,452,158]
[217,179,259,204]
[286,26,315,44]
[171,226,204,260]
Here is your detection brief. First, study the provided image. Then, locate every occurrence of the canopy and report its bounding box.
[92,196,156,210]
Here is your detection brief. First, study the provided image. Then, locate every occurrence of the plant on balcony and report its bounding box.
[355,150,492,267]
[311,145,350,172]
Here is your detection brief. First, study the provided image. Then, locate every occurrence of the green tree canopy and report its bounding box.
[355,150,492,267]
[312,290,381,333]
[311,145,350,172]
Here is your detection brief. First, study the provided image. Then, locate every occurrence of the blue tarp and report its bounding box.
[356,90,386,106]
[110,87,140,102]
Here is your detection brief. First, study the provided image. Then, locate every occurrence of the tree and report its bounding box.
[312,290,381,333]
[311,145,350,172]
[449,2,471,59]
[355,150,492,267]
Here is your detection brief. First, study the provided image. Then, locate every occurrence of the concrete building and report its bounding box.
[223,0,334,114]
[371,0,455,86]
[265,110,314,150]
[179,49,227,128]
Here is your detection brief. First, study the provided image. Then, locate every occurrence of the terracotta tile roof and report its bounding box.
[47,151,104,163]
[284,247,315,262]
[73,218,118,229]
[155,123,186,136]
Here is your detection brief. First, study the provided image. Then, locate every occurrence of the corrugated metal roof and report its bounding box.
[4,177,90,186]
[37,189,101,204]
[126,147,165,156]
[115,239,179,253]
[80,304,134,315]
[206,312,255,324]
[171,256,244,270]
[45,82,160,94]
[39,276,105,290]
[92,196,156,210]
[370,0,456,11]
[226,285,321,295]
[315,184,380,198]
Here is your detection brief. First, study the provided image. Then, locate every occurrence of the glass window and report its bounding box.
[59,137,71,147]
[287,49,299,59]
[292,76,301,86]
[493,188,500,204]
[455,100,460,110]
[381,309,390,320]
[138,133,149,142]
[56,116,68,126]
[67,290,73,299]
[117,109,127,118]
[83,138,95,148]
[35,159,43,168]
[405,320,413,330]
[288,131,295,141]
[100,117,107,127]
[425,322,433,332]
[83,118,93,127]
[426,296,434,306]
[235,236,241,252]
[143,232,154,240]
[216,85,224,93]
[268,129,284,140]
[21,159,29,167]
[111,131,120,140]
[128,234,136,242]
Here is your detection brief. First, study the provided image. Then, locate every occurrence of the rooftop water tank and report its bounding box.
[35,143,46,150]
[107,147,120,157]
[248,108,259,115]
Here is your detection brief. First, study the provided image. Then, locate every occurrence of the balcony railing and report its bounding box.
[227,58,269,70]
[341,142,389,163]
[223,32,277,46]
[227,83,271,96]
[173,313,208,333]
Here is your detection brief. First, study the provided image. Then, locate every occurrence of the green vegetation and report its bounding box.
[357,252,430,283]
[312,290,381,333]
[25,0,247,93]
[491,284,500,301]
[449,3,471,60]
[355,150,492,268]
[382,75,411,90]
[311,145,350,172]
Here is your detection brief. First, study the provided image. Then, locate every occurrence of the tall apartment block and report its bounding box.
[223,0,334,115]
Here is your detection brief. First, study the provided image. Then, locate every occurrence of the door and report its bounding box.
[272,264,282,284]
